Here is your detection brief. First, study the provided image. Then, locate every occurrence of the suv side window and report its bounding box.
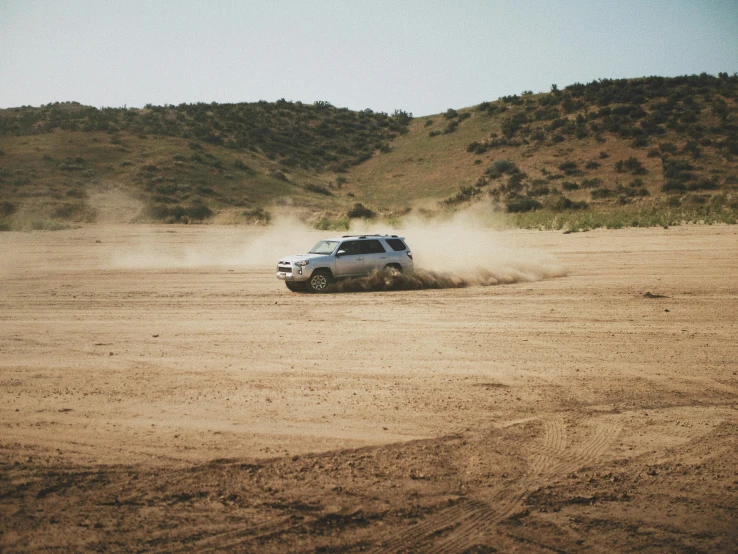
[360,240,386,254]
[340,241,361,255]
[385,238,407,251]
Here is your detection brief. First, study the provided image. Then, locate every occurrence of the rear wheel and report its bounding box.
[384,263,402,273]
[307,270,332,293]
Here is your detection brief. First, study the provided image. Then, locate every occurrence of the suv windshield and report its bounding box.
[309,240,339,255]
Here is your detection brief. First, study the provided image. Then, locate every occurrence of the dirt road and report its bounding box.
[1,224,737,552]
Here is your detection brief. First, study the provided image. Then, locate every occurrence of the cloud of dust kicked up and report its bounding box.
[109,210,565,290]
[335,211,566,291]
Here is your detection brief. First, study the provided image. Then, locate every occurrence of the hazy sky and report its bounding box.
[2,0,737,115]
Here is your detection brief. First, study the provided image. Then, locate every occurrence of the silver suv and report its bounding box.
[276,234,413,292]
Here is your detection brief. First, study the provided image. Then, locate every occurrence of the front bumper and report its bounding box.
[276,265,309,282]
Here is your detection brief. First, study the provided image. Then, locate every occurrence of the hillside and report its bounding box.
[1,73,737,230]
[0,101,411,227]
[345,73,738,226]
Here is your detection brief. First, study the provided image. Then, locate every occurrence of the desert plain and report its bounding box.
[1,222,737,552]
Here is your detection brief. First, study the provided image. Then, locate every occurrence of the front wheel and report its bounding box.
[307,270,332,293]
[285,282,306,292]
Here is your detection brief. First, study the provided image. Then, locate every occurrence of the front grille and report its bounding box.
[277,264,292,273]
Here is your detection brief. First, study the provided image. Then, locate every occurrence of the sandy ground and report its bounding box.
[1,223,737,552]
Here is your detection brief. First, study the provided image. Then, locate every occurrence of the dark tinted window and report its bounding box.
[385,238,407,251]
[360,240,386,254]
[339,241,361,255]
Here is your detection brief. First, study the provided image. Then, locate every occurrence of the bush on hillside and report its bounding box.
[305,183,333,196]
[556,196,589,210]
[347,203,375,219]
[148,202,213,222]
[558,161,579,175]
[242,207,271,224]
[506,196,541,212]
[486,159,519,179]
[443,186,480,205]
[591,188,615,198]
[0,201,16,216]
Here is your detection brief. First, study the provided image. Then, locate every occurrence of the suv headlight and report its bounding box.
[295,260,309,266]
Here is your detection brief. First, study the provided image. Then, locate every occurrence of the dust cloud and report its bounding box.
[108,214,316,269]
[107,209,565,289]
[331,211,566,290]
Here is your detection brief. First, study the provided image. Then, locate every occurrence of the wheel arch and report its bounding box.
[309,266,334,279]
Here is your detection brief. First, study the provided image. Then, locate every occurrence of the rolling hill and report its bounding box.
[1,73,737,230]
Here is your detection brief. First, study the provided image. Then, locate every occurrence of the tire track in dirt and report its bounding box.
[529,416,567,475]
[374,501,487,553]
[149,518,302,554]
[548,422,621,477]
[372,416,620,553]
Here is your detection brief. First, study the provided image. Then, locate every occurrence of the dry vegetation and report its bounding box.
[1,73,737,231]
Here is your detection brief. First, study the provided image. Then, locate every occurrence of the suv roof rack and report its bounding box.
[341,234,399,238]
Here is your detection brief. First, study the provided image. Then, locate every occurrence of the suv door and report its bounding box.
[360,239,388,272]
[334,240,364,276]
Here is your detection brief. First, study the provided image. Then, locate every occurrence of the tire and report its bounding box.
[285,282,306,292]
[306,270,332,293]
[384,263,402,273]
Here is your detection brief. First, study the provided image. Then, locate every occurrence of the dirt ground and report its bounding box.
[1,224,737,553]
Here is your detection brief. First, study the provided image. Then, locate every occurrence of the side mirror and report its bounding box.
[336,250,346,257]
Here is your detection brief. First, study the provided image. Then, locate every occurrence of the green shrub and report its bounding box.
[662,181,687,193]
[506,196,541,212]
[443,120,460,134]
[503,172,526,193]
[148,203,213,222]
[0,201,17,217]
[528,185,550,196]
[556,196,589,210]
[558,161,579,175]
[305,183,333,196]
[662,158,695,183]
[591,188,615,198]
[625,157,647,174]
[632,136,649,148]
[486,159,519,178]
[688,179,720,191]
[52,203,87,220]
[443,186,480,205]
[242,207,271,223]
[347,203,375,219]
[467,141,488,154]
[314,216,350,231]
[659,142,677,154]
